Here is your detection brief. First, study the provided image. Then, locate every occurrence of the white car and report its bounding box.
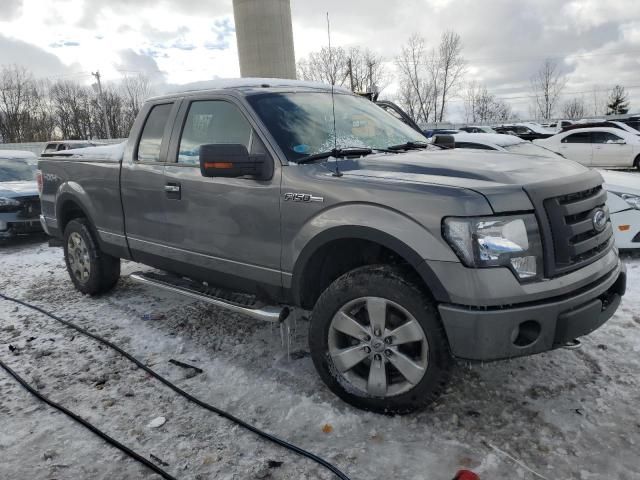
[600,170,640,249]
[534,127,640,169]
[451,132,563,158]
[447,134,640,250]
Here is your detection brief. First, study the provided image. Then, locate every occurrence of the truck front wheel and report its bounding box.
[309,265,452,414]
[63,218,120,295]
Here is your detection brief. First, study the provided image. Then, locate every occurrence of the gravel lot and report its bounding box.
[1,238,638,480]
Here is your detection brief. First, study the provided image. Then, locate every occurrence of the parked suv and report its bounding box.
[38,79,626,413]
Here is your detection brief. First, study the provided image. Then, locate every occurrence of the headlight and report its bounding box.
[443,214,543,281]
[0,197,21,212]
[610,191,640,210]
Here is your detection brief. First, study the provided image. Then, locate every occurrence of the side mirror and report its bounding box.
[199,144,267,179]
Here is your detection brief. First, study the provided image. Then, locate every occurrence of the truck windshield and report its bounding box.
[247,92,427,163]
[0,159,35,182]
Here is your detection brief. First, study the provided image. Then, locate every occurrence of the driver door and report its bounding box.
[161,97,282,293]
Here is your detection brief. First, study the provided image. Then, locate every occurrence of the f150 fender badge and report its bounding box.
[283,192,324,203]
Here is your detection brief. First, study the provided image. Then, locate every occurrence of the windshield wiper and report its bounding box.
[297,147,384,164]
[387,141,430,151]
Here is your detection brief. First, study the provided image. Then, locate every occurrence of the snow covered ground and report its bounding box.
[0,238,638,480]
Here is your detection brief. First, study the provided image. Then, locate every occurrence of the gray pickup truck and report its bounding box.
[37,79,626,413]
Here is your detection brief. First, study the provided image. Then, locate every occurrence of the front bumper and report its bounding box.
[0,213,43,238]
[438,260,626,361]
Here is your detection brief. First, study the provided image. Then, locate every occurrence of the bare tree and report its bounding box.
[530,58,566,120]
[395,34,434,125]
[562,97,586,120]
[50,80,95,139]
[590,85,606,117]
[345,47,390,94]
[463,82,512,124]
[120,74,153,133]
[436,31,465,122]
[0,65,55,142]
[297,46,349,86]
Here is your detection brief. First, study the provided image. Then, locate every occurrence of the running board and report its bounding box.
[129,271,288,323]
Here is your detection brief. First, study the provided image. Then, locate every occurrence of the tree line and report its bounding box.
[297,32,633,125]
[1,38,635,143]
[0,65,152,143]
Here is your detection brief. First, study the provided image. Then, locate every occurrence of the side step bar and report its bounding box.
[129,272,288,323]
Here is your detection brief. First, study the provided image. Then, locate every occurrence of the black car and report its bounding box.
[494,124,554,141]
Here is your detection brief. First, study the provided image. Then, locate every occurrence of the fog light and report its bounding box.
[511,320,541,347]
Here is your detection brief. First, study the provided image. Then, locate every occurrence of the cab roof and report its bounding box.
[150,78,352,101]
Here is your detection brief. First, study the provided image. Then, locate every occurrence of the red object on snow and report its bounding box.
[453,470,480,480]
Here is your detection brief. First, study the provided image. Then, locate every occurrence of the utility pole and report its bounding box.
[347,58,354,92]
[91,70,112,139]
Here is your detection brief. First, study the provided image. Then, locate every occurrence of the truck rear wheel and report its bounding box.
[63,218,120,295]
[309,265,452,414]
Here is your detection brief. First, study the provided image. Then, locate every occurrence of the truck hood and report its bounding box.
[333,149,592,212]
[0,180,38,197]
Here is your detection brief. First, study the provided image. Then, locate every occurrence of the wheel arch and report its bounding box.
[56,192,92,234]
[290,225,450,309]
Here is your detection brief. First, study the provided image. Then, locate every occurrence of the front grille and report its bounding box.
[543,185,613,275]
[17,196,41,219]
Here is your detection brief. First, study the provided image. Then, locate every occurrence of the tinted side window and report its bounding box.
[592,132,622,144]
[137,103,173,162]
[44,144,58,153]
[178,101,253,164]
[562,132,591,143]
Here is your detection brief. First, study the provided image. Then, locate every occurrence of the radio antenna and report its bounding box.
[326,12,342,177]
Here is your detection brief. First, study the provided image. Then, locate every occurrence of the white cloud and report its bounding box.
[0,0,639,120]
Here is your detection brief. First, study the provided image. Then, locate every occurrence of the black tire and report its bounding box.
[63,218,120,295]
[635,155,640,171]
[309,265,452,414]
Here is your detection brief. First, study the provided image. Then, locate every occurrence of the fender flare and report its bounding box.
[55,191,92,233]
[290,225,450,306]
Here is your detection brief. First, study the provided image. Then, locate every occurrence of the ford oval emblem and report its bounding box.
[592,208,607,232]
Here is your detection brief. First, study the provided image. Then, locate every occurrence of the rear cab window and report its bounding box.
[137,103,174,162]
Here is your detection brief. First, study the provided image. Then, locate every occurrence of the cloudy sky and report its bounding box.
[2,0,640,120]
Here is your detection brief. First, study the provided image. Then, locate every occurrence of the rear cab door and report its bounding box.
[120,98,182,264]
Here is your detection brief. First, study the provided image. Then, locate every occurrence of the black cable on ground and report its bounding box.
[0,292,351,480]
[0,358,176,480]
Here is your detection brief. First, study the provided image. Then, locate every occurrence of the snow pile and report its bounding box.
[0,150,37,160]
[59,142,126,161]
[0,241,638,479]
[453,132,525,147]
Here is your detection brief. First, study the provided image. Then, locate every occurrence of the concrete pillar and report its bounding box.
[232,0,296,79]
